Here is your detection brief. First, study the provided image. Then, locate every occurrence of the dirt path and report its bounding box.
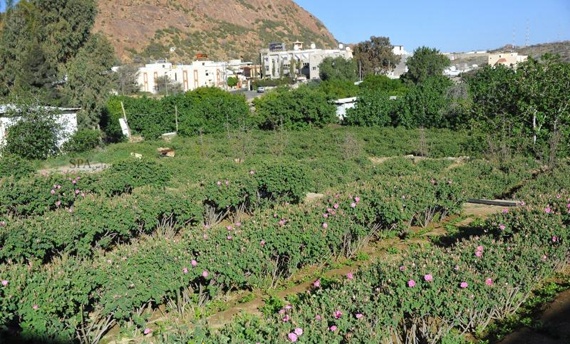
[497,289,570,344]
[38,163,109,175]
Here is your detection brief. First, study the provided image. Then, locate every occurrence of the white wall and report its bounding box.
[0,108,78,149]
[136,61,228,94]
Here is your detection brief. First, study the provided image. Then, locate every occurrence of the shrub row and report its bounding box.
[198,198,568,344]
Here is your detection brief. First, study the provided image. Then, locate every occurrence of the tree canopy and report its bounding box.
[402,46,450,85]
[318,56,358,82]
[353,36,401,78]
[0,0,116,130]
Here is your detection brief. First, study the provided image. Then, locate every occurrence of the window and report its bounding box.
[312,67,316,71]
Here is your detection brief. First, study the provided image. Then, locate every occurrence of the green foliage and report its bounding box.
[227,76,238,87]
[466,55,570,163]
[397,75,454,128]
[0,0,98,103]
[209,195,568,344]
[254,85,337,130]
[63,33,117,129]
[358,74,408,96]
[62,129,101,153]
[2,125,569,343]
[318,56,358,82]
[178,87,251,136]
[253,77,294,88]
[98,159,172,196]
[1,106,62,160]
[344,88,399,127]
[402,46,451,85]
[0,154,35,179]
[255,161,311,204]
[353,36,401,77]
[312,79,359,99]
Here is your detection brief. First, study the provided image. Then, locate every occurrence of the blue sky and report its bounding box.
[294,0,570,53]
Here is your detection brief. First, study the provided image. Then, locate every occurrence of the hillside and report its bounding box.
[92,0,338,63]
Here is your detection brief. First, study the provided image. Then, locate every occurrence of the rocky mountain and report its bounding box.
[92,0,338,63]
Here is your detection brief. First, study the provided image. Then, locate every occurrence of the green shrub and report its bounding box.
[1,107,62,160]
[255,162,311,204]
[0,155,35,179]
[63,129,101,153]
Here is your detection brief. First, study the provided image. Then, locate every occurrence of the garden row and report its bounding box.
[0,156,524,343]
[188,195,570,344]
[0,155,535,265]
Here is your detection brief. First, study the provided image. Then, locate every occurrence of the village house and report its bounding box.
[260,41,353,80]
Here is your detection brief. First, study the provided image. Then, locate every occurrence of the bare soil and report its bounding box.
[497,289,570,344]
[37,163,109,175]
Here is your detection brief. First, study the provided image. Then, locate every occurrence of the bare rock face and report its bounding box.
[93,0,338,63]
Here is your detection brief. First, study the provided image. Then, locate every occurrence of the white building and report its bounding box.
[488,52,528,68]
[260,41,353,80]
[334,97,357,120]
[0,105,79,150]
[137,59,229,94]
[392,45,410,56]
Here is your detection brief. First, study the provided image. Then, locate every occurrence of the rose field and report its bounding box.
[1,54,569,343]
[0,125,569,344]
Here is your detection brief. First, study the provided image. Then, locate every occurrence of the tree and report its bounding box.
[0,0,45,98]
[514,55,570,164]
[62,33,117,129]
[353,36,401,77]
[344,88,399,127]
[31,0,97,69]
[114,64,140,95]
[154,75,183,96]
[312,79,359,99]
[466,64,524,158]
[254,85,337,130]
[318,56,358,82]
[14,40,59,102]
[397,75,453,128]
[359,75,408,96]
[227,76,238,88]
[402,47,451,85]
[178,87,251,137]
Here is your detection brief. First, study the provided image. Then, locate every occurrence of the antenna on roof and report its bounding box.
[525,19,529,47]
[512,26,516,50]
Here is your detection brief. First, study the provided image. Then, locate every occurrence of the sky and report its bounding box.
[294,0,570,53]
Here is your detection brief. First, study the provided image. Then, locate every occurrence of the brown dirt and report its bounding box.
[37,163,109,175]
[497,289,570,344]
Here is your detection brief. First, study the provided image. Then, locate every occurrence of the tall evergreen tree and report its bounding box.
[63,33,117,129]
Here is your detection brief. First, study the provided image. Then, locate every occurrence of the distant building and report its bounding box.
[136,58,228,94]
[392,45,409,56]
[260,41,353,80]
[488,52,528,68]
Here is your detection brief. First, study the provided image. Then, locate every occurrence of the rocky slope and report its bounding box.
[92,0,338,63]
